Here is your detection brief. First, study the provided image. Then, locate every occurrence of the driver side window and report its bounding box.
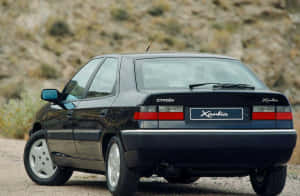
[86,58,118,98]
[63,58,103,101]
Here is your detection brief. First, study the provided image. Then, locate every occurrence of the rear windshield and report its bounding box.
[135,57,266,90]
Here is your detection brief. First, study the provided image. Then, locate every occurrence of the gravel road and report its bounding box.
[0,137,299,196]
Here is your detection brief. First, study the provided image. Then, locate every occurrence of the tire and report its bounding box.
[24,130,73,186]
[250,166,287,196]
[165,176,199,184]
[105,136,138,196]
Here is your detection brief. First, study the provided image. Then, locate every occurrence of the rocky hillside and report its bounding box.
[0,0,300,106]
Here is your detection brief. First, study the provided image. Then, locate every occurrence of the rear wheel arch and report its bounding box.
[102,133,116,160]
[30,122,42,136]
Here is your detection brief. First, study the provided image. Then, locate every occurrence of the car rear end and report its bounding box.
[120,56,297,175]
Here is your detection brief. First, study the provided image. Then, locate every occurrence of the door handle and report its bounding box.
[99,109,108,117]
[67,111,73,119]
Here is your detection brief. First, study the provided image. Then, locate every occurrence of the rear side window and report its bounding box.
[86,58,118,98]
[135,57,266,90]
[64,58,103,101]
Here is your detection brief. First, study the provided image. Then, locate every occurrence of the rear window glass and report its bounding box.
[135,57,266,90]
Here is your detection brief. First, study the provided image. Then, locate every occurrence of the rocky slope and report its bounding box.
[0,0,299,106]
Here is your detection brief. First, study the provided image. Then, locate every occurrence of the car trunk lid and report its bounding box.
[137,90,292,129]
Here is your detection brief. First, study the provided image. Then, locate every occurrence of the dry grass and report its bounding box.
[28,64,60,79]
[0,80,24,100]
[0,92,44,139]
[148,0,170,16]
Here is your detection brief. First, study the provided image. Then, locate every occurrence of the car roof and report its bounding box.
[93,52,238,60]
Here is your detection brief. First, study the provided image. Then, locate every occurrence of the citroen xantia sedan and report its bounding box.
[24,53,297,196]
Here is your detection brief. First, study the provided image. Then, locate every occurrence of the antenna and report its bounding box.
[145,40,153,52]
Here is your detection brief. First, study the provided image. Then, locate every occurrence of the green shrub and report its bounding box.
[111,8,130,21]
[148,0,170,16]
[112,32,123,41]
[163,37,174,46]
[49,21,72,37]
[211,22,239,33]
[0,80,24,100]
[148,7,164,16]
[0,92,44,139]
[160,19,181,35]
[40,64,60,79]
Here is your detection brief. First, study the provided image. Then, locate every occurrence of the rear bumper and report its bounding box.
[121,129,297,169]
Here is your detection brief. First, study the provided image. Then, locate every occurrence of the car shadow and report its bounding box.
[65,179,255,196]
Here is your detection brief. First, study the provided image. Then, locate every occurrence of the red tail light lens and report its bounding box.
[252,112,276,120]
[134,106,157,120]
[252,105,292,120]
[134,106,184,120]
[158,106,184,120]
[134,112,158,120]
[276,106,292,120]
[252,106,275,120]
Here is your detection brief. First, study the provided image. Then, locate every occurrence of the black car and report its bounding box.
[24,53,297,196]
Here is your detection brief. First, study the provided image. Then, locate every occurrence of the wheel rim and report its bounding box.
[107,143,120,188]
[29,139,57,179]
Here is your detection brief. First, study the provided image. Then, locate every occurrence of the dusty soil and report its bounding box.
[0,138,299,196]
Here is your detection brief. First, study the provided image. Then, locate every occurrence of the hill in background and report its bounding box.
[0,0,300,105]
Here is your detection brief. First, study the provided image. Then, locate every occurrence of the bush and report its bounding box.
[163,37,174,46]
[160,19,182,35]
[111,8,130,21]
[112,32,123,41]
[148,0,170,16]
[29,64,60,79]
[0,80,24,100]
[48,21,72,37]
[148,7,164,16]
[40,64,60,79]
[0,92,44,139]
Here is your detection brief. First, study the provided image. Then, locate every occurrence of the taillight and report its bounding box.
[133,106,157,120]
[276,106,292,120]
[252,105,292,120]
[134,106,184,120]
[252,106,275,120]
[158,106,184,120]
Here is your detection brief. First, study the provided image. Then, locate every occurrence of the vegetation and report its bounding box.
[0,80,24,100]
[0,92,44,139]
[148,0,170,16]
[110,8,130,21]
[48,20,72,37]
[28,64,60,79]
[159,18,182,35]
[291,113,300,164]
[40,64,60,79]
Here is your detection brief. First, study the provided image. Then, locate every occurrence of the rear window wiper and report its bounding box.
[189,83,255,90]
[213,83,255,90]
[189,83,222,89]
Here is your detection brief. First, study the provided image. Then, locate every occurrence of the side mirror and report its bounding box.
[41,89,60,102]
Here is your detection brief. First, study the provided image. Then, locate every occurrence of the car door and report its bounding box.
[46,58,104,159]
[72,57,119,161]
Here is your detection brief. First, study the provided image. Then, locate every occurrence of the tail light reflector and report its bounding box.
[252,106,275,120]
[134,112,157,120]
[276,106,292,120]
[134,106,184,120]
[158,106,184,120]
[252,105,292,120]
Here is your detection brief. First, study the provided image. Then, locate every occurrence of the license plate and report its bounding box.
[190,108,243,120]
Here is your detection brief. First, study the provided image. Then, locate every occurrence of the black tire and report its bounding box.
[165,176,199,184]
[105,136,138,196]
[24,130,73,186]
[250,166,287,196]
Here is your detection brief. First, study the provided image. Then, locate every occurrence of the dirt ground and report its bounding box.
[0,138,299,196]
